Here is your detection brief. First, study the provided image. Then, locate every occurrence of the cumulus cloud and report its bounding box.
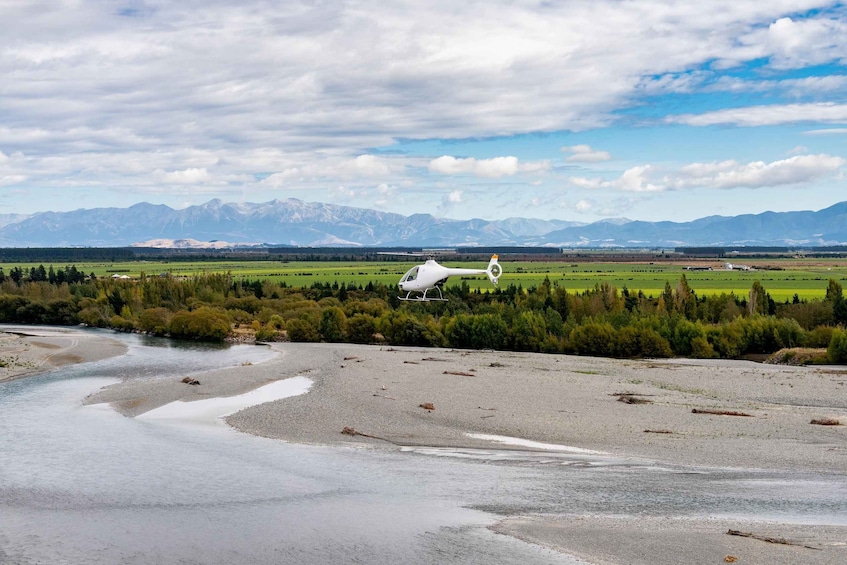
[745,16,847,70]
[669,154,846,189]
[570,165,662,192]
[155,168,211,184]
[429,156,517,177]
[562,145,612,163]
[571,154,845,192]
[574,199,593,212]
[428,156,549,178]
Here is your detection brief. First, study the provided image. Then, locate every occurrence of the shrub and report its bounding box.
[320,306,348,342]
[570,321,616,357]
[168,307,231,341]
[690,336,717,358]
[347,313,377,344]
[827,329,847,364]
[286,318,320,342]
[138,307,172,335]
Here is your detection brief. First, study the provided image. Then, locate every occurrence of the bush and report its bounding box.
[638,328,673,358]
[255,325,282,342]
[570,321,616,357]
[378,311,444,347]
[348,313,377,344]
[690,336,717,358]
[320,307,348,342]
[827,329,847,364]
[138,307,171,335]
[286,318,320,342]
[168,307,231,341]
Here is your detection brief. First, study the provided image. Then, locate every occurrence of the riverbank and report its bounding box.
[85,341,847,564]
[0,326,127,382]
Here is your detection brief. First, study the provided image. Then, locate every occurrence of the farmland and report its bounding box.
[3,257,847,302]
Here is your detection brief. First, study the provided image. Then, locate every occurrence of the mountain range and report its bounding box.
[1,198,846,248]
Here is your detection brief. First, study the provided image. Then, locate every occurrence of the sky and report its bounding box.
[1,0,847,223]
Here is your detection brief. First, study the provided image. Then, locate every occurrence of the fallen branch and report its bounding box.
[810,417,841,426]
[422,357,449,362]
[372,393,396,400]
[644,429,674,434]
[617,394,652,404]
[726,529,821,550]
[403,360,420,364]
[692,408,753,417]
[443,371,475,377]
[341,427,389,441]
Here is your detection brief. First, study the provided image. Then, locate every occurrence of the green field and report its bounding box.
[4,258,847,302]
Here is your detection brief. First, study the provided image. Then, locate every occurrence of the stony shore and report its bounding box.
[0,326,127,382]
[22,334,847,564]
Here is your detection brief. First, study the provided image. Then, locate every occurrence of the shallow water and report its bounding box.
[1,330,846,564]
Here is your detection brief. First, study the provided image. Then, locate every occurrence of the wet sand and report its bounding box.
[0,326,127,382]
[81,340,847,564]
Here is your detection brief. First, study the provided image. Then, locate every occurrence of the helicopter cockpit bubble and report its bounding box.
[400,266,419,283]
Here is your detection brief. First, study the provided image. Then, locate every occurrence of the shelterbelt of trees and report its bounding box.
[2,266,847,363]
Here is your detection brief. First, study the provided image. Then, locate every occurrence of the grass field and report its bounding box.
[4,257,847,302]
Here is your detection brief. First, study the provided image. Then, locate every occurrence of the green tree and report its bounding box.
[168,307,231,341]
[827,328,847,364]
[319,306,348,342]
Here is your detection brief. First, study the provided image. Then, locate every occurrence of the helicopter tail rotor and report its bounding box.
[486,255,502,285]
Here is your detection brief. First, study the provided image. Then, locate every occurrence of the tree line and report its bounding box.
[2,267,847,363]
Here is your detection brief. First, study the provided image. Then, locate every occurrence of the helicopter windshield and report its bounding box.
[400,266,419,283]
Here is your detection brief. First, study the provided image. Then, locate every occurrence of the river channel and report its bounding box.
[1,329,846,564]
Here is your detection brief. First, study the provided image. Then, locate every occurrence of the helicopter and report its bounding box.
[397,254,502,301]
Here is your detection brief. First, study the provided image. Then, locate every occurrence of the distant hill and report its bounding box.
[0,198,845,248]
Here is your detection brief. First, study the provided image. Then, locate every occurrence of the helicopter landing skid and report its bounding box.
[398,288,448,302]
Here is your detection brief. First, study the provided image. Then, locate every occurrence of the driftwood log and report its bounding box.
[726,529,820,550]
[692,408,752,417]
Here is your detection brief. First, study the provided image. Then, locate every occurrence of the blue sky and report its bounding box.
[1,1,846,223]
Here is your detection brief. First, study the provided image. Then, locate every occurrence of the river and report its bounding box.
[1,330,846,564]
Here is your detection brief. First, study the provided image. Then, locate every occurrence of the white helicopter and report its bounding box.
[397,254,502,301]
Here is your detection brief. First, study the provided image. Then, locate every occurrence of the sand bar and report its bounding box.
[81,340,847,564]
[0,325,127,382]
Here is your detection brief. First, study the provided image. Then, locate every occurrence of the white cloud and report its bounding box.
[329,185,358,200]
[155,168,211,184]
[562,145,611,163]
[571,154,845,192]
[668,103,847,127]
[0,175,27,186]
[429,156,516,178]
[2,1,846,213]
[428,155,549,178]
[575,199,593,212]
[447,190,462,203]
[669,154,846,189]
[570,165,662,192]
[747,16,847,70]
[260,155,403,187]
[804,128,847,135]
